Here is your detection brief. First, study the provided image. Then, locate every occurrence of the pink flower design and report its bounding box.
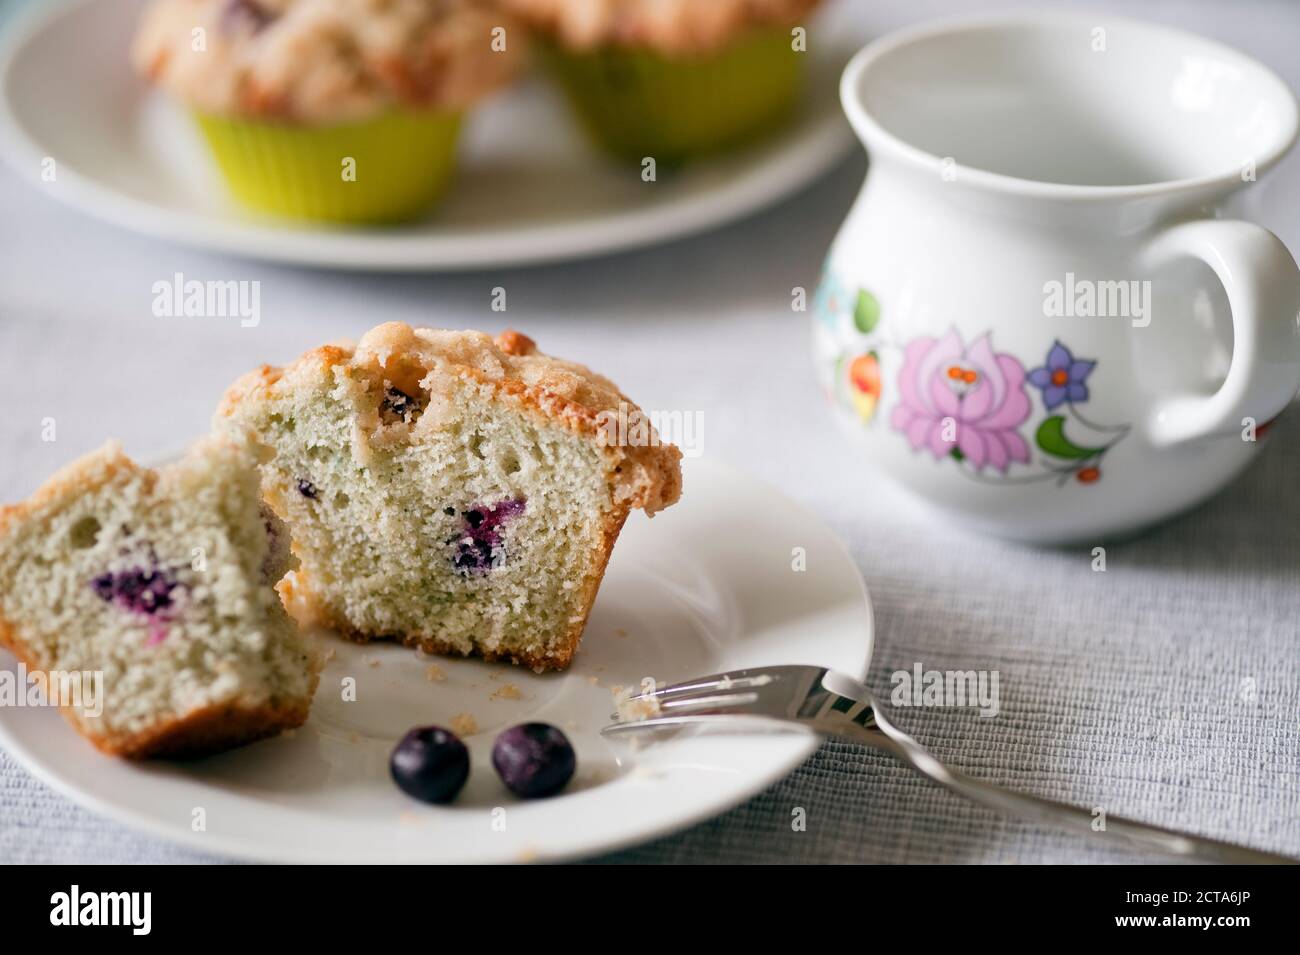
[890,329,1032,473]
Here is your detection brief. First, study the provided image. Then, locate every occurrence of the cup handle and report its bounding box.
[1142,219,1300,446]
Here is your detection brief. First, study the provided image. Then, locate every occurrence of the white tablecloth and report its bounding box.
[2,0,1298,864]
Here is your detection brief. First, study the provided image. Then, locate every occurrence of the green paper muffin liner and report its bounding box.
[538,26,806,164]
[193,110,463,224]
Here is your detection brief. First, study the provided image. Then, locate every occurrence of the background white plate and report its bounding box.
[0,457,872,863]
[0,0,859,271]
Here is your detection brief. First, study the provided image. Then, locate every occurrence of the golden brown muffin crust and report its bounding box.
[133,0,523,123]
[218,322,683,516]
[499,0,823,53]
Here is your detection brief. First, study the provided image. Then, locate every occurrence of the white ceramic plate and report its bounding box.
[0,457,872,863]
[0,0,859,271]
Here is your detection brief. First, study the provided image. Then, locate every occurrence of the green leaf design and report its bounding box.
[1035,416,1103,460]
[854,289,881,334]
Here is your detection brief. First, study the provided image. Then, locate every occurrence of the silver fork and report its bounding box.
[602,665,1295,864]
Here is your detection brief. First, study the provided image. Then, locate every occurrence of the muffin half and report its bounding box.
[216,322,682,670]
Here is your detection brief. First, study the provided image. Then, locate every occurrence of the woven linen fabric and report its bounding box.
[2,0,1298,867]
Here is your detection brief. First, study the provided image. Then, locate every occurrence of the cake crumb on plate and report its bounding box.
[450,712,478,736]
[613,684,662,723]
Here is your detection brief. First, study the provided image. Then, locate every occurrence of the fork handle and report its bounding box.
[842,722,1295,864]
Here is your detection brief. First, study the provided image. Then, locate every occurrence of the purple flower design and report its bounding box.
[1028,342,1095,410]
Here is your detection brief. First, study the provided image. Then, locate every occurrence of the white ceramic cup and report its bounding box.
[814,12,1300,542]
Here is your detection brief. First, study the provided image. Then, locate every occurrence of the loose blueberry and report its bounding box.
[390,726,470,804]
[492,723,575,799]
[92,565,181,616]
[297,478,317,499]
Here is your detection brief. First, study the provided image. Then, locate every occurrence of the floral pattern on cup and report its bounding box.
[890,329,1032,473]
[815,272,886,424]
[1027,341,1095,410]
[813,270,851,331]
[845,351,882,423]
[887,331,1132,485]
[1023,341,1129,485]
[815,273,1137,485]
[815,271,881,336]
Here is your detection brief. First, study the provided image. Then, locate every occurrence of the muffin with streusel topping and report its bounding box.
[133,0,522,223]
[215,322,682,671]
[500,0,822,163]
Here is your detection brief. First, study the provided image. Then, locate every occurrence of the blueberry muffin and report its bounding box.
[500,0,822,162]
[215,322,683,671]
[133,0,522,222]
[0,439,320,758]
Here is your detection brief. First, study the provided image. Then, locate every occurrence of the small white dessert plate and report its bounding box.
[0,0,858,271]
[0,457,872,863]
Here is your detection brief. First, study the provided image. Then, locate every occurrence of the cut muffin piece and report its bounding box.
[0,439,320,758]
[216,322,682,671]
